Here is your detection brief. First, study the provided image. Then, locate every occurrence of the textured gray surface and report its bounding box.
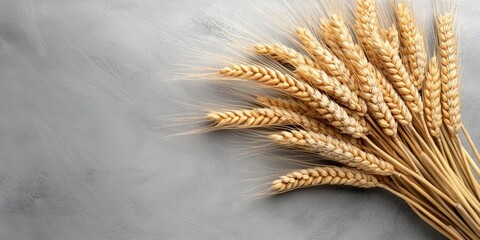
[1,0,479,239]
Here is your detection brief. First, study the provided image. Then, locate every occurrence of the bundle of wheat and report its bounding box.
[198,0,480,238]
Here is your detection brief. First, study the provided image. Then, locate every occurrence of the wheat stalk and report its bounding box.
[270,166,380,193]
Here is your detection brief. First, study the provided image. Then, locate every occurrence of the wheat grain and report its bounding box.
[381,24,400,54]
[322,15,398,136]
[396,2,427,90]
[424,56,442,137]
[438,13,461,135]
[219,64,367,137]
[270,130,395,175]
[295,65,368,116]
[270,166,380,193]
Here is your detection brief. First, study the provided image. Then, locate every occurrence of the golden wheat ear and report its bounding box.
[270,166,380,193]
[395,2,427,90]
[437,12,461,136]
[424,56,442,138]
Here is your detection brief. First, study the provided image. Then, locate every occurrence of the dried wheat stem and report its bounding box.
[219,64,367,137]
[438,13,461,136]
[270,130,394,175]
[396,2,427,89]
[461,124,480,164]
[295,27,357,92]
[322,15,398,136]
[295,65,368,116]
[363,136,458,206]
[382,185,463,240]
[270,166,380,193]
[424,56,443,138]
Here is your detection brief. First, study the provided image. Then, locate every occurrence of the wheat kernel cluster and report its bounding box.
[200,0,480,239]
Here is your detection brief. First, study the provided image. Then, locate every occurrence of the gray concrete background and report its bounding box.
[1,0,479,239]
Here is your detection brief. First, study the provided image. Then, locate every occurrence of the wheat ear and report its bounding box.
[438,13,461,135]
[270,166,380,193]
[255,96,319,119]
[371,33,424,113]
[270,130,394,175]
[295,65,368,116]
[295,27,357,92]
[354,0,381,66]
[208,107,357,142]
[219,64,367,138]
[254,43,319,69]
[424,56,442,137]
[396,2,427,90]
[322,15,398,136]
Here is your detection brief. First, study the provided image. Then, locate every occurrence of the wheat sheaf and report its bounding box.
[192,0,480,239]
